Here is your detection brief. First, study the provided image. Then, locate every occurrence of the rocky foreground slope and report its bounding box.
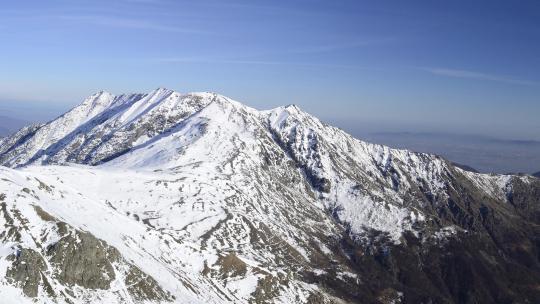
[0,88,539,303]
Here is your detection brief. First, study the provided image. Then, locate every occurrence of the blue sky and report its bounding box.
[1,0,539,140]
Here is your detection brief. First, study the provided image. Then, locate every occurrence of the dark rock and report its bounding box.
[124,265,172,301]
[215,252,247,278]
[46,231,117,290]
[6,248,48,298]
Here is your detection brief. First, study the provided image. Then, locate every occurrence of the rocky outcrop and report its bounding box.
[6,248,49,298]
[46,230,118,290]
[0,190,172,302]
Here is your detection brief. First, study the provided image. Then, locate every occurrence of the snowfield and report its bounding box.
[0,88,537,303]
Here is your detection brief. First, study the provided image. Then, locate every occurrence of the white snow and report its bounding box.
[0,88,528,303]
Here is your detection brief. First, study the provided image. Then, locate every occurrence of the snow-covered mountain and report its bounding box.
[1,89,539,303]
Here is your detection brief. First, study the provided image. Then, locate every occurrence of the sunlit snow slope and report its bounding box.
[1,89,540,304]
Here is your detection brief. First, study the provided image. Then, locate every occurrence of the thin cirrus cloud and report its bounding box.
[153,38,394,68]
[58,15,211,34]
[422,67,539,86]
[283,37,396,55]
[154,56,370,70]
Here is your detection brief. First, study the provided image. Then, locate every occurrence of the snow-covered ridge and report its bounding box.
[0,88,531,240]
[0,89,218,167]
[1,88,538,303]
[1,88,532,231]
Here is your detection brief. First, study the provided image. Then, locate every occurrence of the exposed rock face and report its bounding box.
[47,231,118,290]
[215,253,247,278]
[6,248,48,298]
[124,265,171,302]
[0,89,539,303]
[0,189,171,303]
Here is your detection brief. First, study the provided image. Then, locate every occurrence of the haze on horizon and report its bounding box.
[1,0,539,173]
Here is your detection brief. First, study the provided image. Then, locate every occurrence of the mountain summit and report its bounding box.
[1,89,539,303]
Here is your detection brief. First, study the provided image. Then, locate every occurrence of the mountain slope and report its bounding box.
[0,89,215,168]
[1,89,540,303]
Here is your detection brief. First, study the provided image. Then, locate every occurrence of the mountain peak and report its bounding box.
[1,88,540,303]
[82,90,115,106]
[149,87,175,96]
[285,103,300,110]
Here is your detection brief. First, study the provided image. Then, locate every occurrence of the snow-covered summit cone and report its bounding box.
[0,88,219,167]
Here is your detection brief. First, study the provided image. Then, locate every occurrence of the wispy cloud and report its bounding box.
[153,56,376,70]
[283,38,396,55]
[59,15,210,34]
[118,0,168,3]
[422,67,539,86]
[152,38,394,69]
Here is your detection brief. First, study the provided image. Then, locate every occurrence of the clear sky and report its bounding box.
[1,0,539,140]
